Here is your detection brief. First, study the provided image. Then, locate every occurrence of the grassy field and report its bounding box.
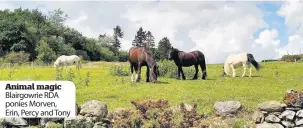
[1,61,302,115]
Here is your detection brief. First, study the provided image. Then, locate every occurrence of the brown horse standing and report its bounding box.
[168,47,207,80]
[128,44,159,83]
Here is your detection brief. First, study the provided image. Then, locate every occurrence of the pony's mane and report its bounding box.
[172,48,185,53]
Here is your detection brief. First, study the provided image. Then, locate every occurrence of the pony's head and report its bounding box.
[54,61,59,69]
[221,63,229,77]
[168,47,179,60]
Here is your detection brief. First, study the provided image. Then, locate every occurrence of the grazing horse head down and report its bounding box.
[222,53,260,77]
[128,44,159,83]
[54,55,82,70]
[167,47,207,80]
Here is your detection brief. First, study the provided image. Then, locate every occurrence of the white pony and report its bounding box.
[222,53,260,77]
[54,55,82,70]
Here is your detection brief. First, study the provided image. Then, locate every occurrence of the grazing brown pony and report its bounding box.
[168,47,207,80]
[128,44,159,83]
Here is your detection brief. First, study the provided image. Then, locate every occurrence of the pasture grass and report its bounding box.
[1,61,302,115]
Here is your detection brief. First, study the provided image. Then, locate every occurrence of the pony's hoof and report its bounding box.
[176,78,181,80]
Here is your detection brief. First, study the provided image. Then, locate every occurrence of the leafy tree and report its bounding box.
[145,31,156,56]
[47,9,68,37]
[157,37,172,60]
[0,7,128,62]
[112,25,124,55]
[132,27,146,47]
[36,39,56,64]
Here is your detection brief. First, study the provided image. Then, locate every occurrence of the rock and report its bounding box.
[280,110,296,120]
[80,100,108,118]
[93,122,103,128]
[286,107,302,111]
[272,112,282,116]
[297,110,303,118]
[64,115,94,128]
[265,114,281,123]
[45,121,63,128]
[23,118,40,126]
[296,119,303,126]
[258,101,285,112]
[93,122,109,128]
[252,111,265,123]
[256,123,284,128]
[214,101,242,116]
[281,121,295,128]
[40,118,63,127]
[1,117,27,127]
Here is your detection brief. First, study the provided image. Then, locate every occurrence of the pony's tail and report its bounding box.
[247,53,260,71]
[196,51,207,80]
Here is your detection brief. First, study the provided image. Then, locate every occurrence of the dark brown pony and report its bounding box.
[168,47,207,80]
[128,44,159,83]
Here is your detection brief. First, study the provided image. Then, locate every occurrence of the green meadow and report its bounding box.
[1,61,302,114]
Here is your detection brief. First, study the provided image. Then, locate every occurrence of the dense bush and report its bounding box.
[281,54,303,62]
[110,65,129,76]
[36,40,56,65]
[4,51,30,65]
[118,51,128,62]
[110,99,208,128]
[100,47,118,62]
[76,50,90,61]
[157,60,196,79]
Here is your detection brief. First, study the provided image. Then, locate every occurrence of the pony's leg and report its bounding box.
[130,64,134,82]
[133,64,138,82]
[177,66,181,80]
[180,67,186,80]
[146,66,150,82]
[200,64,207,80]
[230,64,236,77]
[136,63,141,82]
[248,63,252,77]
[193,65,198,80]
[241,63,246,77]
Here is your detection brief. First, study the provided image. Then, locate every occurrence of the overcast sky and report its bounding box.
[1,0,303,64]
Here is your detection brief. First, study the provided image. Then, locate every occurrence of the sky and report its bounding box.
[1,0,303,64]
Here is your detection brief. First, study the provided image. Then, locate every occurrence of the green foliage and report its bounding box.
[36,39,56,64]
[0,8,126,62]
[66,69,75,81]
[112,25,124,55]
[232,120,245,128]
[100,47,118,62]
[45,121,63,128]
[76,50,90,60]
[4,51,30,65]
[298,58,303,63]
[85,72,90,87]
[157,37,172,60]
[110,65,129,76]
[117,50,128,62]
[55,68,63,80]
[281,54,303,62]
[132,27,146,47]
